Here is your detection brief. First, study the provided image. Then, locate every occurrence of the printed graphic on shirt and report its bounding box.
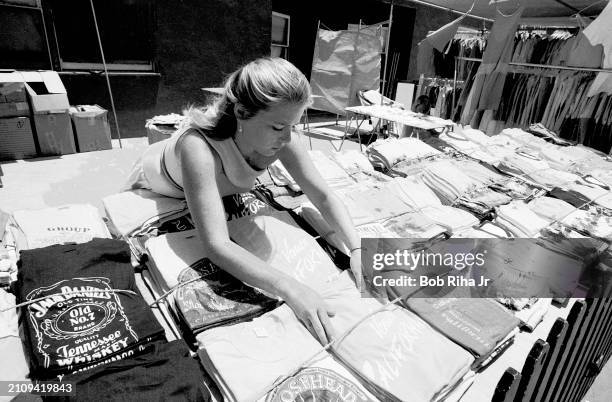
[223,192,271,221]
[266,367,374,402]
[175,258,277,330]
[157,212,195,234]
[26,277,139,371]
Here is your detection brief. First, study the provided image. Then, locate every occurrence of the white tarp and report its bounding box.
[310,28,382,115]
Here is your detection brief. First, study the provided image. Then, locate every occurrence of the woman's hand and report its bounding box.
[283,281,336,346]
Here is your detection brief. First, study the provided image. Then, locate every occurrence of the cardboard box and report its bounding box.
[0,117,37,160]
[69,105,112,152]
[20,71,69,113]
[16,71,74,156]
[0,72,29,118]
[33,113,76,156]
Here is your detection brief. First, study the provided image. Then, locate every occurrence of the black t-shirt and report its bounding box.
[17,239,165,379]
[51,340,210,402]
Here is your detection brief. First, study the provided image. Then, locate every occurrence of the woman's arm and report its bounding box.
[177,131,336,343]
[279,135,362,275]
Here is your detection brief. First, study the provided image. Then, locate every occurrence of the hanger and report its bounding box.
[495,0,523,18]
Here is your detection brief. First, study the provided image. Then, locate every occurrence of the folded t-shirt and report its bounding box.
[57,340,210,402]
[17,239,165,379]
[145,230,278,335]
[404,297,519,362]
[325,273,474,401]
[227,212,342,291]
[196,304,377,402]
[11,204,110,252]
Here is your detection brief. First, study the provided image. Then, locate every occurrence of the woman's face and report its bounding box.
[237,102,306,157]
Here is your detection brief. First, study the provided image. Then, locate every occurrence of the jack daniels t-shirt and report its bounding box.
[16,238,166,380]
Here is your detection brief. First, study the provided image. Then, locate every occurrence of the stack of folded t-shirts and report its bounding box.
[0,289,31,398]
[104,189,274,259]
[498,128,554,153]
[300,202,398,254]
[535,229,608,297]
[554,181,612,210]
[144,229,279,336]
[366,137,442,170]
[103,189,189,238]
[103,189,190,259]
[332,182,415,226]
[438,129,501,165]
[385,177,479,234]
[528,123,574,146]
[197,303,379,402]
[199,272,476,402]
[325,272,475,401]
[450,158,506,185]
[0,243,17,288]
[57,340,209,401]
[527,196,612,239]
[478,229,605,299]
[497,151,583,189]
[377,211,448,239]
[495,201,550,237]
[330,149,375,174]
[336,182,449,238]
[227,211,342,290]
[402,296,520,368]
[268,150,354,190]
[450,157,537,200]
[421,160,511,218]
[439,127,492,149]
[560,144,607,162]
[8,204,111,254]
[16,239,166,379]
[536,144,583,171]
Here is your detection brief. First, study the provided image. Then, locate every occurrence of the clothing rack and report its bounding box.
[451,56,612,125]
[417,75,465,120]
[454,56,612,74]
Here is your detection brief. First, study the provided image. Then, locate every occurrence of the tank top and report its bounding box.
[142,125,265,198]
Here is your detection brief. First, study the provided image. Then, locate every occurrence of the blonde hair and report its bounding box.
[184,57,312,140]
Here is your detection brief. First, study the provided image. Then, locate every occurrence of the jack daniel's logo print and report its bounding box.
[266,367,373,402]
[26,277,139,371]
[41,301,118,340]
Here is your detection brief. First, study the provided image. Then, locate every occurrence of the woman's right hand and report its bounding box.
[283,281,336,346]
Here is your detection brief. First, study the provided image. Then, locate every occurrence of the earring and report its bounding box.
[238,124,243,134]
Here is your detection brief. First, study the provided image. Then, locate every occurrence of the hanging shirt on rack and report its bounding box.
[584,1,612,96]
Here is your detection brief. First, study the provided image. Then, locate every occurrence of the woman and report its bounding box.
[126,57,361,345]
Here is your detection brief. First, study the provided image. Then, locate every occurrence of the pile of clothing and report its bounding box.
[0,204,209,400]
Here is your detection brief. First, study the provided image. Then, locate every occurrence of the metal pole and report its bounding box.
[452,56,458,118]
[381,2,394,100]
[404,0,493,23]
[89,0,122,148]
